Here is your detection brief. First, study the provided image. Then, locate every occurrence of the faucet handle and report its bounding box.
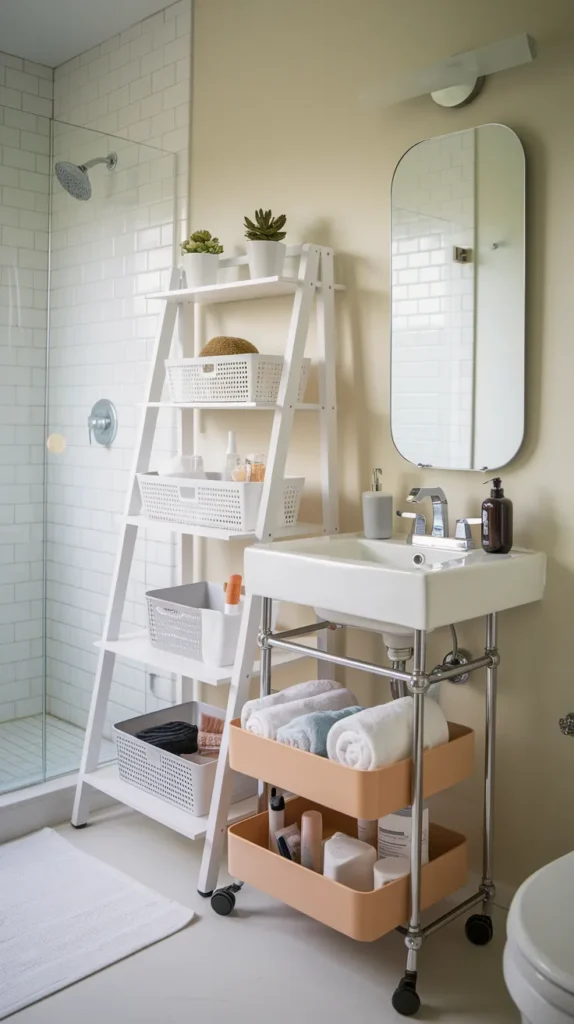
[455,517,482,542]
[397,510,427,542]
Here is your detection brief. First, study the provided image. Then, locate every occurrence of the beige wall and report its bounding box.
[191,0,574,891]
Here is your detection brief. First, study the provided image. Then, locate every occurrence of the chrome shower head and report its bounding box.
[55,152,117,201]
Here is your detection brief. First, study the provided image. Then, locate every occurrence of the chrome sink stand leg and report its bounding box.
[257,597,273,813]
[482,611,498,910]
[392,630,427,1017]
[464,612,499,948]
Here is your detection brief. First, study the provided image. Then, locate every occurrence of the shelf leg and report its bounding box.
[72,521,139,827]
[403,631,428,986]
[481,612,498,913]
[198,593,262,896]
[257,598,273,813]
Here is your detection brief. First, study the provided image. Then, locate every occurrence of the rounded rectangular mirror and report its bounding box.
[391,124,525,471]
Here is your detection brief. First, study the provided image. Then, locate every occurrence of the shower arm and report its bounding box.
[80,154,117,172]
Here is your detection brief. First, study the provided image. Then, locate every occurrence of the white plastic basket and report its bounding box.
[114,701,256,817]
[165,355,311,405]
[146,582,279,667]
[137,472,304,532]
[147,582,241,666]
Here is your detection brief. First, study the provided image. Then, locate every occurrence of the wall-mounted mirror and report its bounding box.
[391,124,525,471]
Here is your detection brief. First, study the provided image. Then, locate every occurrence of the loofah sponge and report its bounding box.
[200,336,259,357]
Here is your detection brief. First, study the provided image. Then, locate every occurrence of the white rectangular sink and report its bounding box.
[245,534,546,631]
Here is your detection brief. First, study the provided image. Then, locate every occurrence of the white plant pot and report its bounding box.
[246,240,286,280]
[181,252,220,288]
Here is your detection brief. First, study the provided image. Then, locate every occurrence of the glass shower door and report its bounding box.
[0,104,50,793]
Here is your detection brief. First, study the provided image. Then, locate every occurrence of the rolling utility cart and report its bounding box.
[203,593,501,1018]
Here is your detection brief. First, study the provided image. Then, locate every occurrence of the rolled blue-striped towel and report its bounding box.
[276,705,363,757]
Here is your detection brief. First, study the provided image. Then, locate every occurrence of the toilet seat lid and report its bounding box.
[508,850,574,996]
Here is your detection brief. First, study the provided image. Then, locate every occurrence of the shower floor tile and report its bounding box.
[0,716,115,794]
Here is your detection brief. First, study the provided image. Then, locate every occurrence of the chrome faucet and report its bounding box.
[399,488,480,551]
[406,487,449,539]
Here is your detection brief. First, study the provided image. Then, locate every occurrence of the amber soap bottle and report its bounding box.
[481,477,513,554]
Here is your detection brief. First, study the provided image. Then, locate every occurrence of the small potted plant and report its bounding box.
[243,208,287,279]
[180,230,224,287]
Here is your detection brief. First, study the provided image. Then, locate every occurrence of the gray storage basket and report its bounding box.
[147,584,203,659]
[146,582,241,667]
[114,701,256,817]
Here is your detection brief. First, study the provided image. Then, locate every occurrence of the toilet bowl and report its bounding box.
[504,850,574,1023]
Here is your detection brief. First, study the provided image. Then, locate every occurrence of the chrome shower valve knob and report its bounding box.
[88,399,118,447]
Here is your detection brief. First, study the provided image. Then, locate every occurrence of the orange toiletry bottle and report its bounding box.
[224,574,242,615]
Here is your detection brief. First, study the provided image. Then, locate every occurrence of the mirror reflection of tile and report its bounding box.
[391,125,525,472]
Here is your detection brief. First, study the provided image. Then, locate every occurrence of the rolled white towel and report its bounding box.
[246,687,358,741]
[326,696,449,770]
[241,678,343,730]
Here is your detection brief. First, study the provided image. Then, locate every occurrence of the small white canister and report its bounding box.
[323,832,377,892]
[373,857,410,888]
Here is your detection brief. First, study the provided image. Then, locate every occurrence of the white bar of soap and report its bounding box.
[323,832,377,891]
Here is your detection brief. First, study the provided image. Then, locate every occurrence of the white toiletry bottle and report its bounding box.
[223,430,240,480]
[362,468,393,539]
[378,805,429,864]
[224,575,242,616]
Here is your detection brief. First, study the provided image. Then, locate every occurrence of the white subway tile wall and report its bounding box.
[46,0,191,741]
[391,131,475,470]
[0,52,53,724]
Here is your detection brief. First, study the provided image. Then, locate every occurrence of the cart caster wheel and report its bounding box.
[392,973,420,1017]
[465,913,493,946]
[210,882,243,916]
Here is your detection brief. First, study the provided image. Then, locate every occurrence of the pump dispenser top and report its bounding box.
[481,477,513,554]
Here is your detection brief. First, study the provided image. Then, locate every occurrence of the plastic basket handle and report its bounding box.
[179,486,200,503]
[201,363,217,376]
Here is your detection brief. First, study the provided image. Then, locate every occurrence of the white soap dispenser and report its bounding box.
[362,468,393,540]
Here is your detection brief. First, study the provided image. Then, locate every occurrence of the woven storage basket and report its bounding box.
[137,472,304,532]
[114,701,256,817]
[165,355,311,405]
[146,582,278,666]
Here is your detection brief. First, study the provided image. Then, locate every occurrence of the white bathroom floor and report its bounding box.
[0,716,115,794]
[10,807,520,1024]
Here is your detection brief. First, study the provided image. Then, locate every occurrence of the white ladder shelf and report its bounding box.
[72,244,342,848]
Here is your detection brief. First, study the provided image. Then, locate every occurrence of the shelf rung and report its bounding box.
[95,633,319,685]
[123,516,325,541]
[82,763,256,840]
[145,402,322,410]
[147,276,344,305]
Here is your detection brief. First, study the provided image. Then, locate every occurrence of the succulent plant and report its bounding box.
[244,209,287,242]
[181,230,224,255]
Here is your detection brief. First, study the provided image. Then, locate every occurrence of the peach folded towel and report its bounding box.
[240,678,343,730]
[326,696,449,770]
[245,688,358,741]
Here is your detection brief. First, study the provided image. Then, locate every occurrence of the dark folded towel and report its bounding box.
[135,721,198,755]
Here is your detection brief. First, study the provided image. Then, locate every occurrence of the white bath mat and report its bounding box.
[0,827,195,1018]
